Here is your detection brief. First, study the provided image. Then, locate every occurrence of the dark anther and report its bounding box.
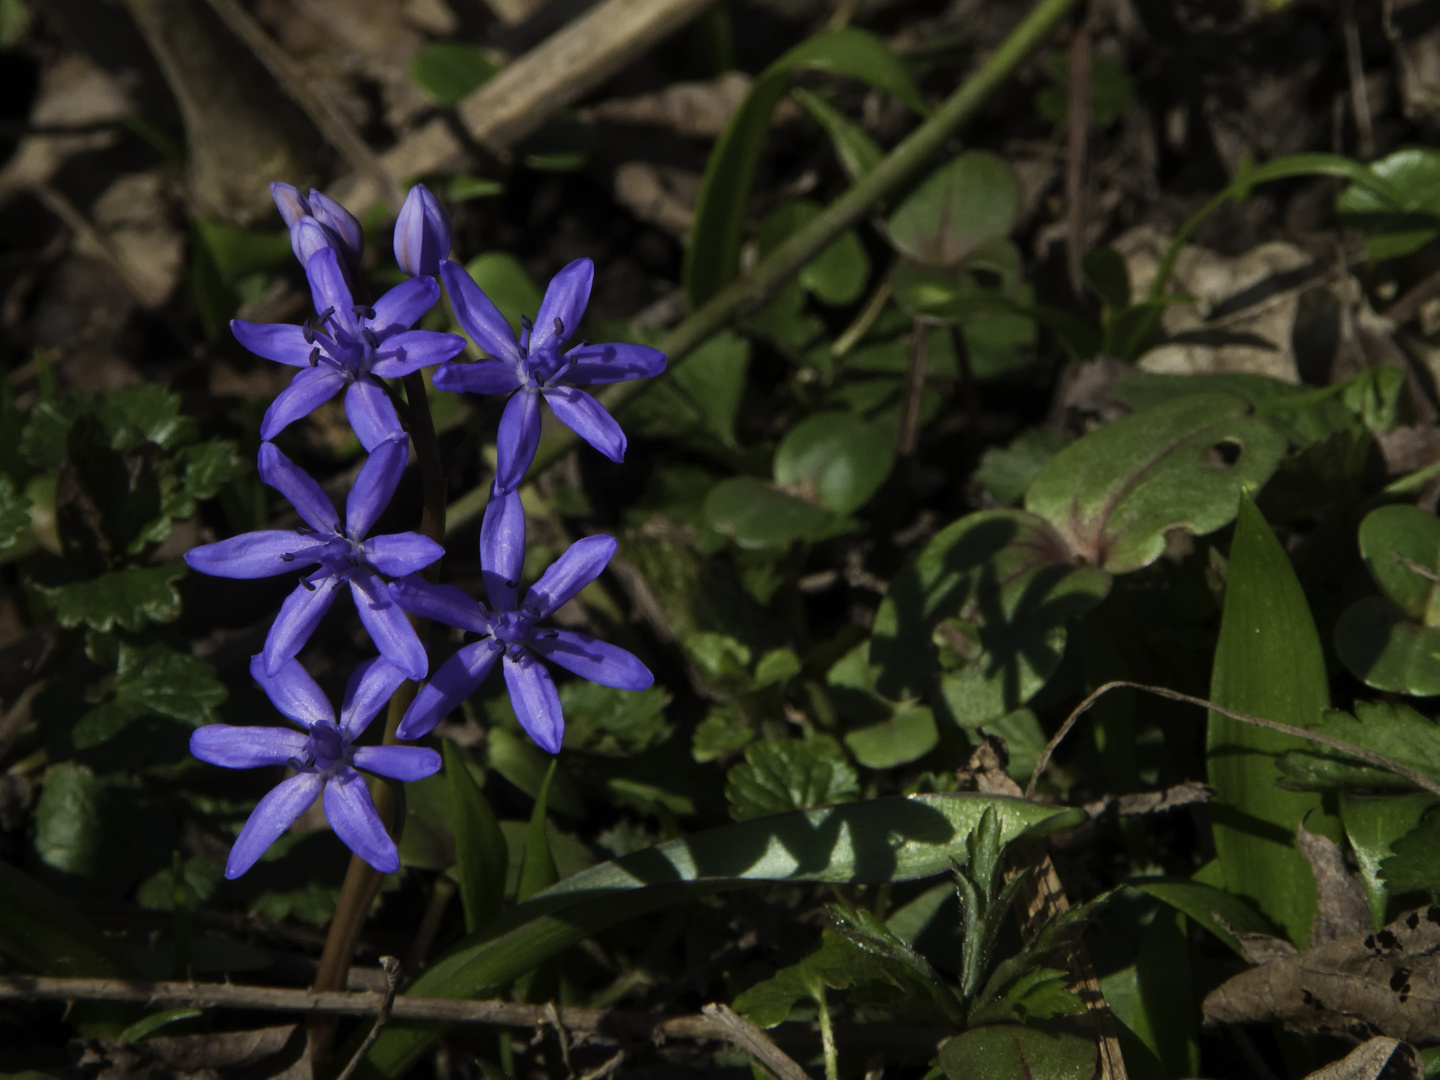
[316,306,335,325]
[301,578,317,592]
[280,553,295,562]
[352,303,376,320]
[505,579,518,589]
[361,328,380,348]
[302,319,316,345]
[576,339,590,349]
[287,754,314,772]
[517,344,528,359]
[553,316,564,337]
[544,630,559,639]
[520,315,533,331]
[308,347,321,368]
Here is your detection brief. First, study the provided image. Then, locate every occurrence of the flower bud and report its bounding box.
[394,184,452,278]
[270,181,310,228]
[290,218,337,270]
[306,189,364,269]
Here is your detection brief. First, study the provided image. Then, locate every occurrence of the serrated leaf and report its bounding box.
[887,152,1019,266]
[829,905,966,1021]
[692,705,754,762]
[939,1023,1096,1080]
[0,473,32,555]
[1379,808,1440,893]
[1276,702,1440,793]
[96,385,196,452]
[1341,792,1437,928]
[726,736,860,820]
[685,27,924,308]
[409,42,499,107]
[753,648,802,690]
[1025,393,1289,573]
[178,439,248,501]
[703,477,833,548]
[38,564,186,632]
[560,681,672,756]
[967,965,1084,1026]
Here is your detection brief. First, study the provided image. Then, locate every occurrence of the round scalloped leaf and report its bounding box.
[1334,595,1440,697]
[1357,504,1440,625]
[703,477,833,548]
[1024,393,1288,574]
[886,151,1018,267]
[843,705,938,769]
[939,1023,1097,1080]
[773,412,894,515]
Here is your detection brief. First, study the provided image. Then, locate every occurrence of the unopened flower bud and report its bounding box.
[394,184,452,279]
[270,181,310,228]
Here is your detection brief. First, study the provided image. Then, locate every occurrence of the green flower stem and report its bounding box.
[310,372,447,1062]
[443,0,1079,538]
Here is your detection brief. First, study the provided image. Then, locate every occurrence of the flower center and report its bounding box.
[303,721,350,776]
[488,608,534,647]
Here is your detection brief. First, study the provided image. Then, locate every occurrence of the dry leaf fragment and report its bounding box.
[581,72,769,139]
[1203,904,1440,1045]
[1300,1037,1422,1080]
[1298,823,1373,947]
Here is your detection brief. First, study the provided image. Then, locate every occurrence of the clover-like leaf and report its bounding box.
[703,477,833,548]
[844,705,938,770]
[773,411,894,515]
[1025,393,1288,573]
[1334,596,1440,697]
[1357,505,1440,625]
[758,200,871,307]
[725,736,860,820]
[887,151,1019,267]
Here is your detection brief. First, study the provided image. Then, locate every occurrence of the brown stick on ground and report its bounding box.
[967,740,1128,1080]
[331,0,718,210]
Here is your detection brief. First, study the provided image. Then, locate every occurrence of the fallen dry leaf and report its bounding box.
[581,72,763,139]
[1300,1037,1421,1080]
[1298,823,1373,947]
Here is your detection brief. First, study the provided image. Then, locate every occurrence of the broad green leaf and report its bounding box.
[963,305,1038,379]
[692,705,754,762]
[1334,596,1440,696]
[974,429,1073,507]
[758,200,870,306]
[353,793,1083,1078]
[1081,247,1131,310]
[792,87,883,181]
[773,411,894,515]
[1379,807,1440,893]
[35,762,103,876]
[74,642,226,749]
[754,647,802,689]
[684,27,924,308]
[844,705,938,769]
[870,509,1111,719]
[939,1023,1096,1080]
[1025,394,1288,573]
[1128,876,1275,957]
[887,152,1019,266]
[119,1008,201,1043]
[516,113,595,173]
[1337,147,1440,219]
[726,736,860,820]
[703,477,833,548]
[462,253,542,338]
[38,564,186,632]
[446,741,507,932]
[1341,792,1437,927]
[559,682,672,756]
[0,473,31,556]
[1357,505,1440,624]
[1096,908,1199,1079]
[1275,702,1440,793]
[1207,496,1337,948]
[517,761,559,902]
[409,42,499,108]
[668,331,749,447]
[399,772,455,871]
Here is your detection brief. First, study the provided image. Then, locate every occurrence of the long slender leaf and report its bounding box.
[683,27,924,310]
[517,760,558,903]
[444,741,507,933]
[350,794,1084,1078]
[1207,496,1337,947]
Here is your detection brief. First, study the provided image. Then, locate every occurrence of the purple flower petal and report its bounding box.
[371,330,468,379]
[388,576,489,633]
[261,366,347,443]
[480,484,525,612]
[291,218,341,270]
[185,530,328,579]
[495,390,540,492]
[259,444,341,534]
[530,630,654,690]
[354,744,442,781]
[191,724,309,769]
[396,640,500,739]
[271,182,310,228]
[262,576,341,676]
[362,532,445,577]
[431,359,522,396]
[440,259,521,364]
[394,184,452,279]
[565,341,667,385]
[323,769,399,873]
[339,656,409,738]
[230,321,313,367]
[523,534,616,618]
[503,649,565,754]
[226,772,325,879]
[346,439,407,539]
[350,570,427,680]
[532,259,593,355]
[307,189,364,266]
[249,653,336,726]
[371,276,440,339]
[344,379,406,452]
[541,385,625,463]
[304,248,357,338]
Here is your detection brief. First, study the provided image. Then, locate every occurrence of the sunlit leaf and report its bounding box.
[726,736,860,820]
[37,564,186,632]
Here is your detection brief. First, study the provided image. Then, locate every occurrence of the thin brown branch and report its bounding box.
[31,183,163,309]
[896,318,929,458]
[700,1003,814,1080]
[1026,680,1440,800]
[335,957,402,1080]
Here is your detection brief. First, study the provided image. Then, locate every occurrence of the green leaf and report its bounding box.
[1129,875,1275,957]
[177,439,247,501]
[119,1008,201,1043]
[446,174,505,201]
[726,736,860,820]
[792,87,883,181]
[968,965,1084,1026]
[38,564,186,632]
[518,761,559,902]
[1276,702,1440,793]
[1357,504,1440,624]
[1036,54,1135,127]
[446,742,507,932]
[484,727,585,818]
[974,429,1073,507]
[693,705,755,762]
[757,200,870,306]
[703,477,833,548]
[0,473,32,556]
[73,642,226,749]
[34,762,103,876]
[355,793,1083,1078]
[1207,496,1337,948]
[1334,596,1440,696]
[667,330,749,447]
[886,152,1018,266]
[870,509,1111,718]
[939,1024,1096,1080]
[409,42,499,107]
[1341,792,1437,927]
[844,705,938,769]
[684,27,924,308]
[1379,807,1440,893]
[754,648,802,690]
[1025,393,1288,573]
[1337,147,1440,218]
[194,220,291,285]
[560,681,672,756]
[462,253,542,338]
[1081,247,1130,310]
[773,411,894,515]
